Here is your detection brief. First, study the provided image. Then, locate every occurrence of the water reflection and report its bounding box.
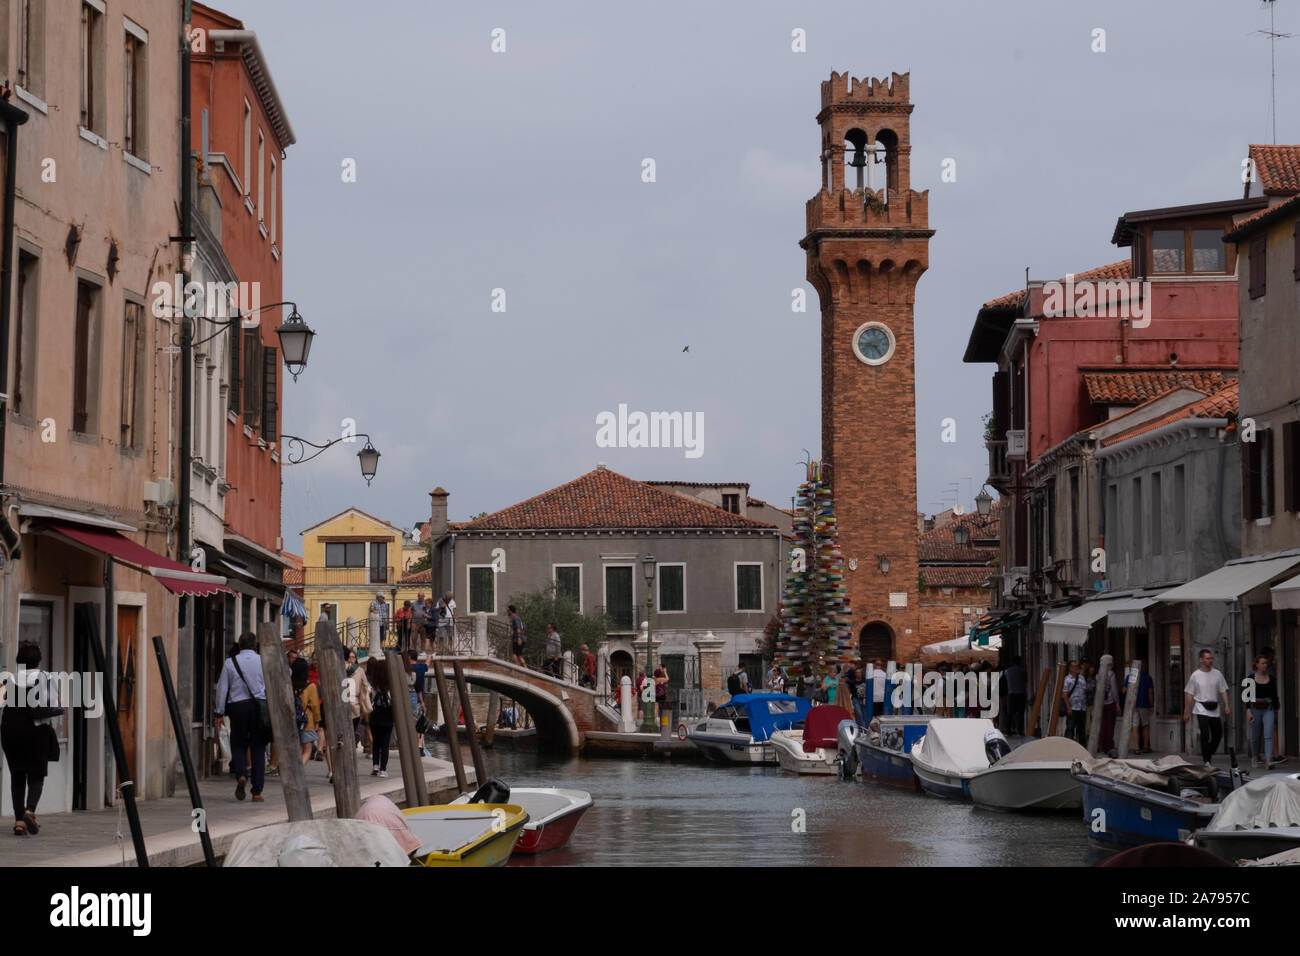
[426,741,1102,866]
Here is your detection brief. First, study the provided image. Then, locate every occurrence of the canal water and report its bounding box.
[427,741,1108,866]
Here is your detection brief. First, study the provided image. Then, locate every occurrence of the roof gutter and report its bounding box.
[207,29,296,148]
[1095,418,1228,460]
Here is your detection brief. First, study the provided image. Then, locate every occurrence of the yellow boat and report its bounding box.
[401,804,529,867]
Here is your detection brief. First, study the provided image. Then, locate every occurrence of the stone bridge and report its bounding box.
[430,656,621,752]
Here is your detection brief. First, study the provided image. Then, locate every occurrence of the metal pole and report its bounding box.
[150,634,212,866]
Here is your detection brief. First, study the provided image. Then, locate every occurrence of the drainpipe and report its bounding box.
[178,1,193,563]
[0,100,30,559]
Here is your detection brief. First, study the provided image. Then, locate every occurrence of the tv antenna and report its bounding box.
[1257,1,1294,143]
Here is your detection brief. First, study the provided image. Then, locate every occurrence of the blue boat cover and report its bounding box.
[726,693,812,742]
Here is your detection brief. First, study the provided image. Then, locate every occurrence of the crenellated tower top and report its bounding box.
[814,71,918,202]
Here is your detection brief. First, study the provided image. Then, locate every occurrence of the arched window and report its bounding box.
[876,128,900,194]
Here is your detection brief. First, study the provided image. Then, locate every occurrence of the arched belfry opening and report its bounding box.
[875,128,900,195]
[844,128,869,192]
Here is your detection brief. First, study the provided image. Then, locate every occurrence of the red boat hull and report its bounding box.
[514,802,590,855]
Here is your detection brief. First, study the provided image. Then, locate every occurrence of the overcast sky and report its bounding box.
[247,0,1298,549]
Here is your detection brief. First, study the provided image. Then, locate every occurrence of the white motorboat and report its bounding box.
[688,693,812,765]
[771,705,854,774]
[910,718,1003,799]
[968,735,1090,811]
[1193,773,1300,863]
[453,785,593,855]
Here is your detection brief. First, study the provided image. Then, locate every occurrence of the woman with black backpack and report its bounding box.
[366,655,395,777]
[2,642,64,836]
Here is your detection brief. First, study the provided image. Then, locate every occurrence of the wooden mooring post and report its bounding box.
[431,661,469,792]
[385,652,428,809]
[316,621,360,818]
[258,623,312,821]
[1026,666,1051,738]
[484,692,501,748]
[1046,662,1067,738]
[452,660,488,786]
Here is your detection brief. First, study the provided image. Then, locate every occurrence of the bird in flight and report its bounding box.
[682,346,689,353]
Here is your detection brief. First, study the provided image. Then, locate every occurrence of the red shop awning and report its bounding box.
[40,520,232,597]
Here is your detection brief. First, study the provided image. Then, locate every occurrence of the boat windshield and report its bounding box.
[711,704,751,732]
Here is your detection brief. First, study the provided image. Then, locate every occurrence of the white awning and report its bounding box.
[1043,600,1115,645]
[1157,556,1300,602]
[1270,573,1300,610]
[18,503,136,532]
[1103,596,1158,628]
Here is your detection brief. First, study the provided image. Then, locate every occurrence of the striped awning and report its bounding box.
[281,589,307,619]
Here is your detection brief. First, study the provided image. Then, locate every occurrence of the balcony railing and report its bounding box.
[986,440,1011,488]
[300,566,396,587]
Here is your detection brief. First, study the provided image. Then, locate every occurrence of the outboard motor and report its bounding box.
[837,720,859,780]
[984,728,1011,766]
[468,777,512,804]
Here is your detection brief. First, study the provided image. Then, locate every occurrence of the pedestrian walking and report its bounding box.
[766,663,785,693]
[2,641,64,836]
[292,658,322,768]
[653,664,668,722]
[215,632,269,802]
[508,605,526,666]
[1062,661,1088,747]
[1247,654,1278,769]
[544,623,562,678]
[397,601,412,652]
[580,644,597,688]
[1121,660,1155,754]
[437,591,456,655]
[366,656,395,777]
[823,665,840,706]
[411,593,428,652]
[1183,649,1230,766]
[345,649,371,751]
[872,659,887,717]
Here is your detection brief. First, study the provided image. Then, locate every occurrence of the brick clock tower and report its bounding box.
[799,72,933,663]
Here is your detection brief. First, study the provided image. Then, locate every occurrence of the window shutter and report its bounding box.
[1243,439,1257,521]
[228,324,241,413]
[1264,428,1275,517]
[992,370,1010,435]
[242,330,260,421]
[1294,220,1300,281]
[1284,422,1298,513]
[1249,236,1267,299]
[261,346,278,442]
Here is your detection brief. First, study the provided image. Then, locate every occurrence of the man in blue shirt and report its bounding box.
[1122,660,1156,754]
[214,632,269,802]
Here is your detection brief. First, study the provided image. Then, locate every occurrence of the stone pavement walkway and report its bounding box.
[1,747,471,867]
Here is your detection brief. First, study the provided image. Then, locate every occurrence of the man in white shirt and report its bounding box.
[1183,648,1230,766]
[436,592,456,654]
[370,593,389,645]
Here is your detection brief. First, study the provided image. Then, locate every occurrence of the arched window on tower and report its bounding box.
[876,128,900,196]
[844,128,868,193]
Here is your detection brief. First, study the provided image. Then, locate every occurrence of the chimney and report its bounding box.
[429,487,449,540]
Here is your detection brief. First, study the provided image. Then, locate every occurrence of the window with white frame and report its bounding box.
[553,564,581,608]
[657,563,685,612]
[468,565,495,614]
[735,563,763,612]
[269,156,277,243]
[17,0,47,99]
[79,0,106,137]
[242,100,251,196]
[123,20,147,159]
[256,131,265,226]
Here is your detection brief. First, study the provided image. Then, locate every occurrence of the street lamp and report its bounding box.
[640,554,657,734]
[282,431,383,485]
[878,555,891,575]
[975,487,994,516]
[274,307,316,382]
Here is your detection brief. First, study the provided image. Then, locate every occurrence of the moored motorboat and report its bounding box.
[771,705,854,775]
[224,819,412,867]
[402,804,529,867]
[687,693,812,765]
[910,718,1003,798]
[1073,755,1230,849]
[854,715,932,789]
[1193,773,1300,863]
[969,736,1090,811]
[453,786,593,855]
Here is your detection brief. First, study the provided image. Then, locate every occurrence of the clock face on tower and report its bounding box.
[852,322,895,366]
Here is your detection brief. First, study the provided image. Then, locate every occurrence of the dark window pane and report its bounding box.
[345,542,365,567]
[1152,230,1184,272]
[736,564,762,611]
[1192,230,1224,272]
[659,565,684,611]
[325,542,345,567]
[469,566,494,614]
[605,566,634,629]
[555,566,580,604]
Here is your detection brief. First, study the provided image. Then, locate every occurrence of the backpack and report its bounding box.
[727,671,743,696]
[293,689,308,732]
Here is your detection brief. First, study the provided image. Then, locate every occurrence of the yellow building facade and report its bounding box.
[299,508,426,639]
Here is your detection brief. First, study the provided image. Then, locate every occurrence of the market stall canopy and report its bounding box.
[1270,573,1300,610]
[1157,555,1300,602]
[1043,594,1161,644]
[281,589,307,619]
[39,520,231,597]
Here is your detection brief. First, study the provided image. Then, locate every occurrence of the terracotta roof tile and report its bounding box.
[1084,369,1237,405]
[918,506,1000,563]
[458,468,776,532]
[981,260,1131,312]
[1250,145,1300,195]
[1101,382,1238,447]
[399,569,432,585]
[921,567,993,589]
[1224,191,1300,241]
